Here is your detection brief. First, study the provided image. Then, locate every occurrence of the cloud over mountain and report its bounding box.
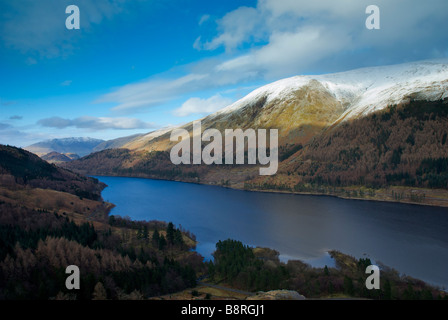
[172,94,233,117]
[97,0,448,114]
[37,116,156,131]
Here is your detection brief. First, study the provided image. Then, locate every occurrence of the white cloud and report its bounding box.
[37,116,156,130]
[198,14,211,25]
[98,0,448,114]
[203,0,448,71]
[212,26,351,79]
[97,73,209,113]
[0,126,50,148]
[173,94,233,117]
[201,6,263,52]
[193,36,202,50]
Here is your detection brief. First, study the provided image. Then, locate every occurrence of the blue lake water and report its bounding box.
[96,176,448,289]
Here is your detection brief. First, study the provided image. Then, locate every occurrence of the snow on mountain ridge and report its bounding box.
[214,58,448,121]
[43,137,104,144]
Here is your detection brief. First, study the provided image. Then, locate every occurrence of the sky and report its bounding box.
[1,0,447,148]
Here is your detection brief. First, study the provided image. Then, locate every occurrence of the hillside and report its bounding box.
[0,145,106,201]
[63,59,448,206]
[0,144,203,299]
[248,98,448,207]
[41,151,80,164]
[92,133,145,153]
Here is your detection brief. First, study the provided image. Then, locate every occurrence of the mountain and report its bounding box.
[116,59,448,152]
[63,59,448,206]
[25,137,105,157]
[92,133,145,153]
[41,151,73,163]
[26,134,147,159]
[40,151,80,163]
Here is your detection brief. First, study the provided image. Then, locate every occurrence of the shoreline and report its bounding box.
[90,172,448,209]
[234,185,448,209]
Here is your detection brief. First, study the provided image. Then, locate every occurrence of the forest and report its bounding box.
[206,239,447,300]
[288,99,448,189]
[0,202,201,299]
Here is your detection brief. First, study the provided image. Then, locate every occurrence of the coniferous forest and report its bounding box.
[0,203,200,299]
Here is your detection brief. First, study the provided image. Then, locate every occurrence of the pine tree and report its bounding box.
[166,222,175,244]
[152,229,160,246]
[174,229,184,246]
[158,235,167,250]
[324,265,329,276]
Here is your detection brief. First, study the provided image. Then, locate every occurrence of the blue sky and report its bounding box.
[1,0,448,148]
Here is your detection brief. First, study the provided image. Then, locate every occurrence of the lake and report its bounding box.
[96,176,448,289]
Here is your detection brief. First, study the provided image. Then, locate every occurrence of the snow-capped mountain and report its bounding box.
[124,58,448,152]
[214,58,448,121]
[25,137,105,157]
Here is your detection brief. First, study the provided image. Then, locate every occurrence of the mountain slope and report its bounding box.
[41,151,73,163]
[92,133,145,153]
[245,98,448,205]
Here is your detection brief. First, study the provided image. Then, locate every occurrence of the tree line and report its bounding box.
[0,203,201,299]
[207,239,447,300]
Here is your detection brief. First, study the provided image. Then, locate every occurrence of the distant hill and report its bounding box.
[0,144,105,201]
[26,134,145,159]
[65,153,80,160]
[25,137,104,157]
[41,151,79,163]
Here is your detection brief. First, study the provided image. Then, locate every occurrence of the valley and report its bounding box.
[2,59,448,300]
[59,60,448,207]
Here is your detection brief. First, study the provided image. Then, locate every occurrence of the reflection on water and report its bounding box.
[96,176,448,289]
